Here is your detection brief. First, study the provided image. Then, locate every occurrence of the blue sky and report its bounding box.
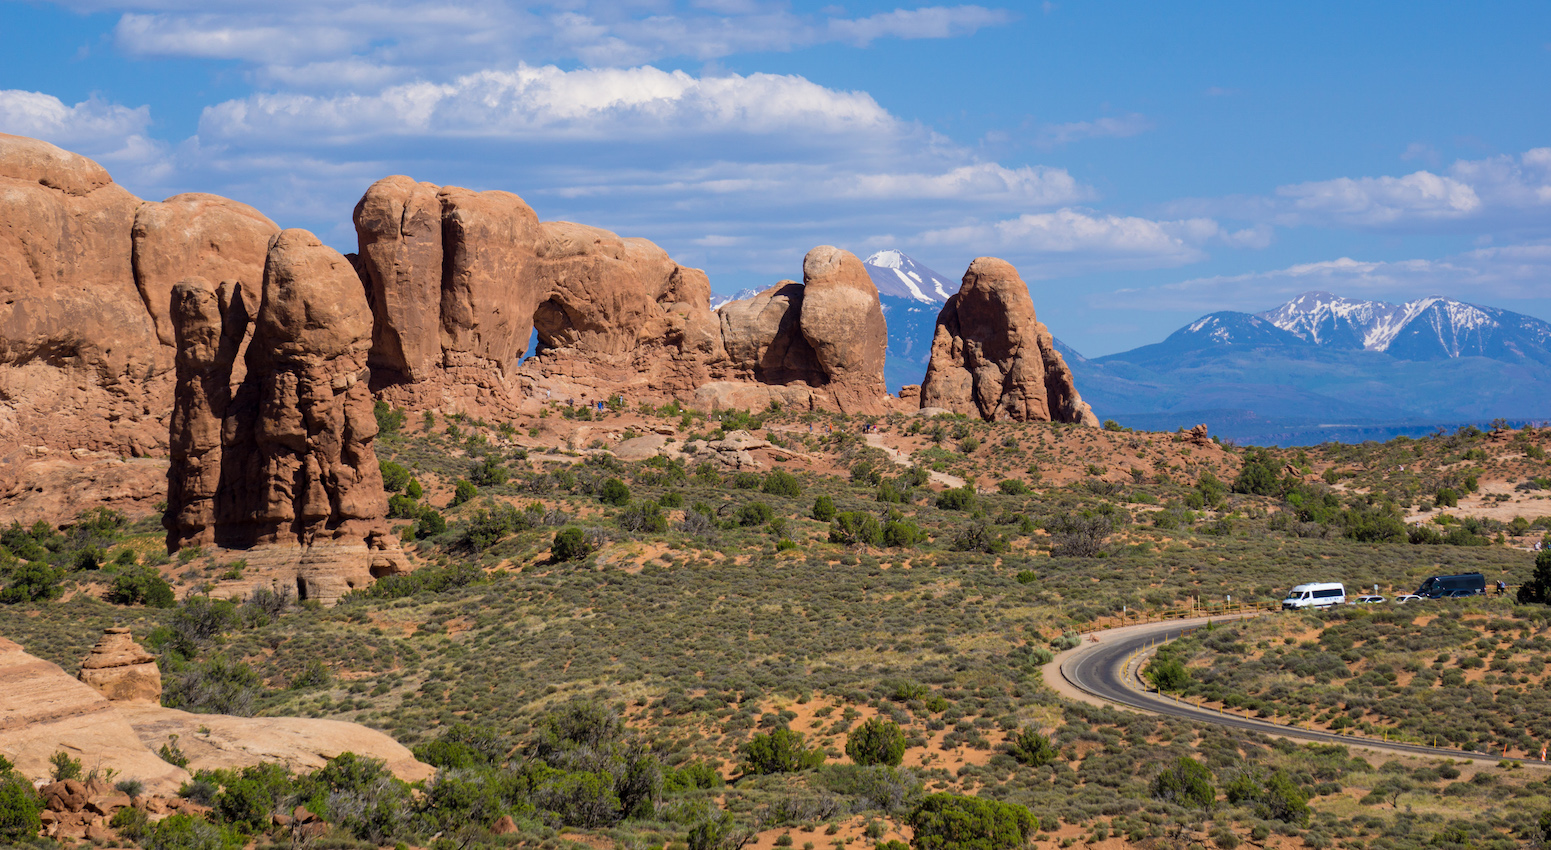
[3,0,1549,356]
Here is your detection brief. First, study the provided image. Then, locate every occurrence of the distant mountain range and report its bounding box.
[1071,292,1551,444]
[713,253,1551,445]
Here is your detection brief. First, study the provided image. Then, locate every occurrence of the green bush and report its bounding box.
[0,775,42,842]
[107,565,175,608]
[741,728,825,775]
[380,460,412,492]
[1233,449,1281,495]
[812,495,837,522]
[374,400,407,435]
[733,472,762,490]
[935,487,976,511]
[1146,655,1190,692]
[736,502,774,527]
[830,512,883,546]
[600,478,632,506]
[468,456,510,487]
[1006,728,1057,767]
[1151,756,1214,809]
[1518,548,1551,604]
[882,519,925,548]
[416,510,447,538]
[762,470,803,498]
[1,561,61,604]
[907,793,1037,850]
[450,479,478,507]
[552,528,591,562]
[142,812,244,850]
[49,750,81,781]
[997,479,1029,496]
[621,501,670,533]
[845,717,907,767]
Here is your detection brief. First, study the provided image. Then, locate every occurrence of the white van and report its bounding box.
[1281,582,1346,610]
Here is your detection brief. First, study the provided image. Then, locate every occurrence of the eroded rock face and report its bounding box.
[77,628,161,703]
[714,247,890,414]
[920,257,1098,426]
[166,230,408,602]
[0,134,166,456]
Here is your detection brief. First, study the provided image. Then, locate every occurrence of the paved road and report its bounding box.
[1059,618,1540,764]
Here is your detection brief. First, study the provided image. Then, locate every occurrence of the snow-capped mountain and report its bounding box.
[862,250,958,304]
[709,288,759,311]
[1255,291,1551,361]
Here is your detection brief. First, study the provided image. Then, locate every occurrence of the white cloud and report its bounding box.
[836,163,1088,204]
[0,89,151,147]
[1116,241,1551,312]
[198,64,899,143]
[827,6,1014,46]
[1275,170,1481,226]
[1035,113,1152,149]
[86,1,1012,79]
[914,208,1237,275]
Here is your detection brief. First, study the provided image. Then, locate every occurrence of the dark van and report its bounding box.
[1416,572,1486,599]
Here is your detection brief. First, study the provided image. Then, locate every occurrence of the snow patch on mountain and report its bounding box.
[863,250,958,304]
[1257,290,1551,358]
[710,288,760,311]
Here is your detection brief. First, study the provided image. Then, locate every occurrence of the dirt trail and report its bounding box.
[865,433,967,489]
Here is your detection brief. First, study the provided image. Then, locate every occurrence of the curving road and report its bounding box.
[1057,617,1543,765]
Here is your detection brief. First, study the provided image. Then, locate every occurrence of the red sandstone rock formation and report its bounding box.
[77,628,161,703]
[166,231,408,602]
[920,257,1098,426]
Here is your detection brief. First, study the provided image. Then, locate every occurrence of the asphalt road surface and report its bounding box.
[1060,617,1543,764]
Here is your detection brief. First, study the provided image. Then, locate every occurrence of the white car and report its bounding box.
[1353,595,1386,605]
[1394,594,1425,603]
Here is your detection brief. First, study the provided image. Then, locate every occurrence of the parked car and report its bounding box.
[1353,595,1386,605]
[1415,572,1486,599]
[1394,594,1425,603]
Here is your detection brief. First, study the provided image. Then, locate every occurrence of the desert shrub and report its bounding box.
[49,750,81,781]
[883,519,925,548]
[659,491,684,508]
[1146,655,1190,691]
[380,460,412,492]
[599,478,632,506]
[830,512,883,546]
[733,472,762,490]
[951,520,1006,554]
[450,479,478,507]
[1233,449,1282,495]
[846,717,906,767]
[388,493,422,519]
[163,654,264,716]
[1519,549,1551,605]
[621,501,670,533]
[1151,756,1214,809]
[0,561,61,604]
[107,565,175,608]
[688,812,754,850]
[552,527,592,562]
[812,495,837,521]
[416,509,447,538]
[1006,728,1057,767]
[373,400,407,434]
[1048,513,1112,558]
[109,805,149,839]
[140,812,244,850]
[1225,769,1309,825]
[468,456,510,487]
[742,728,825,775]
[907,792,1037,850]
[762,470,803,498]
[736,502,774,527]
[935,486,976,511]
[0,774,41,843]
[997,479,1029,496]
[664,761,724,793]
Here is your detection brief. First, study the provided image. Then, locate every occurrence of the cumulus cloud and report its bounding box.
[1177,148,1551,233]
[1035,113,1152,149]
[88,1,1011,78]
[0,90,172,182]
[198,64,899,143]
[1275,170,1481,226]
[913,208,1258,275]
[1115,242,1551,312]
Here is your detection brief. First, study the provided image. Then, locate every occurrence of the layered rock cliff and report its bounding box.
[920,257,1098,426]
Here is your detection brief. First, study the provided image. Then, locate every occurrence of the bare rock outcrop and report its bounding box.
[713,247,891,414]
[166,230,409,603]
[920,257,1098,426]
[77,628,161,703]
[0,636,189,794]
[0,134,166,456]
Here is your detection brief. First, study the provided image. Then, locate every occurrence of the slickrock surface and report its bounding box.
[920,257,1099,426]
[117,703,435,784]
[77,628,162,703]
[0,637,189,794]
